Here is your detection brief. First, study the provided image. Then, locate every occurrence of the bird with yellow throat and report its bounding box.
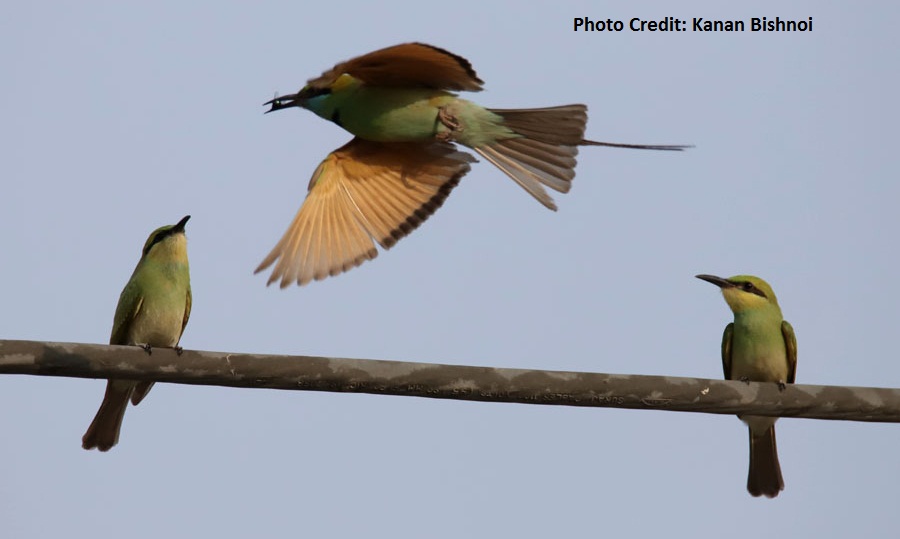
[696,274,797,498]
[82,216,192,451]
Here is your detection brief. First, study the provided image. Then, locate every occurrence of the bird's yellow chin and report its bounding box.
[147,234,188,262]
[722,288,768,312]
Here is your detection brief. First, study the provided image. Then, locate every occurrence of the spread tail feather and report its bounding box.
[581,140,690,150]
[747,425,785,498]
[477,105,587,210]
[480,105,689,209]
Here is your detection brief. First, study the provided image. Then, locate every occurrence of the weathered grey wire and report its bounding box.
[1,339,897,423]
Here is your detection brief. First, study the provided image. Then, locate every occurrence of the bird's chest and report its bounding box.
[730,317,788,382]
[128,285,186,347]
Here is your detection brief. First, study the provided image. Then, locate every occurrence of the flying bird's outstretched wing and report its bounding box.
[305,42,484,92]
[256,138,475,287]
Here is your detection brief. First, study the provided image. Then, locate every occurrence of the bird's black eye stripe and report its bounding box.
[143,228,175,257]
[741,282,767,299]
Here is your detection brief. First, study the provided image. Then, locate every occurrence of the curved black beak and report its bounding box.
[172,215,191,233]
[695,274,734,289]
[263,92,302,114]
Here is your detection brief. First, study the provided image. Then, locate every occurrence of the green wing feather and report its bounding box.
[721,322,734,380]
[782,320,797,384]
[109,283,143,345]
[180,286,192,344]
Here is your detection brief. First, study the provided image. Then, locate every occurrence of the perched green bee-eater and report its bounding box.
[82,215,192,451]
[696,274,797,498]
[258,42,689,287]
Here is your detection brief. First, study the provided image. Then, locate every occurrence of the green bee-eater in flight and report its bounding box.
[82,216,192,451]
[257,42,689,287]
[696,274,797,498]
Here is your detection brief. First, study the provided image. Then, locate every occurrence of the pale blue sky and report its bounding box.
[3,1,899,537]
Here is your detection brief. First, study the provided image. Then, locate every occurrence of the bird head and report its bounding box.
[264,73,360,114]
[695,274,779,314]
[141,215,190,262]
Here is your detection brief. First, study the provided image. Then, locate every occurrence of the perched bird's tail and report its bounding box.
[747,425,785,498]
[476,105,688,210]
[82,380,135,452]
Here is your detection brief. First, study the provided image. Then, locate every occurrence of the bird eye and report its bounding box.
[742,282,754,292]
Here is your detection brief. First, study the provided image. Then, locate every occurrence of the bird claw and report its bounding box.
[140,343,153,355]
[777,380,787,391]
[739,376,751,385]
[175,346,184,356]
[436,106,462,141]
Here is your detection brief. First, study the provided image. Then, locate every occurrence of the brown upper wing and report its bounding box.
[306,42,484,92]
[256,137,475,288]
